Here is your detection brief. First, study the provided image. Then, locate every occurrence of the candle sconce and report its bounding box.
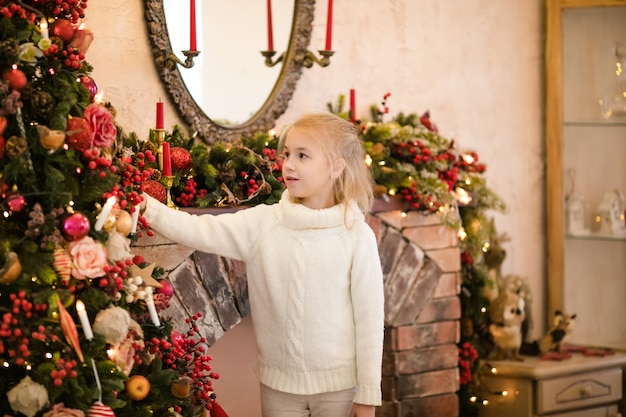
[261,49,334,68]
[153,128,166,170]
[163,50,201,71]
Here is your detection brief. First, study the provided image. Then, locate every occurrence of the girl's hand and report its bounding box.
[349,403,375,417]
[139,194,148,214]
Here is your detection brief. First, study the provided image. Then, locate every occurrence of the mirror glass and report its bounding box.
[145,0,314,144]
[163,0,293,125]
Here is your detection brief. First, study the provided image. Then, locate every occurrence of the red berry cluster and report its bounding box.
[0,3,34,22]
[175,177,207,207]
[458,342,478,385]
[438,164,459,191]
[82,148,116,179]
[0,290,49,365]
[99,259,133,297]
[106,150,156,234]
[457,152,486,174]
[49,357,79,386]
[261,147,283,180]
[400,181,442,212]
[239,171,261,199]
[461,250,474,266]
[60,46,85,69]
[33,0,88,23]
[144,313,220,411]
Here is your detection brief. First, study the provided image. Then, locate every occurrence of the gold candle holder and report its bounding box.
[164,50,201,71]
[153,129,166,171]
[164,176,177,209]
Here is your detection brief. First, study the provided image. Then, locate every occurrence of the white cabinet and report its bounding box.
[481,354,626,417]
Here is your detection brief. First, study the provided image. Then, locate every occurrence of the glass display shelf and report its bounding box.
[566,232,626,242]
[564,119,626,127]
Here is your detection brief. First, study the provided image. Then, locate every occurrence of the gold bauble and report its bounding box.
[102,214,117,232]
[115,210,133,236]
[170,376,192,399]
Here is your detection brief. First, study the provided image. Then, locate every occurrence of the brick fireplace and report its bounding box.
[133,201,461,417]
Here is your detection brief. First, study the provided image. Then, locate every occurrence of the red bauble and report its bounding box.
[78,74,98,100]
[7,194,26,212]
[157,279,174,297]
[62,212,90,241]
[2,68,27,90]
[0,135,4,159]
[52,19,75,42]
[66,117,93,151]
[171,147,193,172]
[143,179,167,204]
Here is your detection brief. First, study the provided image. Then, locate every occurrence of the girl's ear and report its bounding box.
[331,158,346,179]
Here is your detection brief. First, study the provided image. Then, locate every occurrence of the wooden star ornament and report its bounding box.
[129,263,162,288]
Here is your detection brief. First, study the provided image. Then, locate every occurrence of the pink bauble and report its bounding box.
[62,212,90,241]
[157,279,174,297]
[7,194,26,212]
[88,402,115,417]
[78,74,98,99]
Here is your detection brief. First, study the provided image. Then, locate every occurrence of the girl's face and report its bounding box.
[281,128,340,209]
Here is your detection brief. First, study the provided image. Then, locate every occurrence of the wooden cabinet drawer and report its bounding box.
[537,367,622,414]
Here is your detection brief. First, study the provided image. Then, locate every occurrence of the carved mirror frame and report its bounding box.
[144,0,314,144]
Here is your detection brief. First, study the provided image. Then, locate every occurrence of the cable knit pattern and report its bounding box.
[143,190,385,406]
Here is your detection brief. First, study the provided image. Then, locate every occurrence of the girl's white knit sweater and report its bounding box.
[143,190,385,406]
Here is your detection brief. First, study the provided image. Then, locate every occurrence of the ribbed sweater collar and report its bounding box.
[277,189,363,230]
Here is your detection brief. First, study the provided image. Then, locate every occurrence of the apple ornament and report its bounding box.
[126,374,151,401]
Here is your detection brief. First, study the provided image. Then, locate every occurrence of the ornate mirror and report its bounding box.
[144,0,314,144]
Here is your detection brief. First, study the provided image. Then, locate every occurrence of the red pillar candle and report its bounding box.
[162,142,172,176]
[266,0,274,51]
[190,0,197,51]
[325,0,333,51]
[156,101,164,129]
[349,88,356,122]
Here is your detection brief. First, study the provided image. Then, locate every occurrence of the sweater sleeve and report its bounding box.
[350,221,385,406]
[142,194,266,261]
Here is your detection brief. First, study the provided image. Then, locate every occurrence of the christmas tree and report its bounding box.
[0,2,224,417]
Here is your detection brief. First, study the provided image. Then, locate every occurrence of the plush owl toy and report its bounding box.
[488,291,526,361]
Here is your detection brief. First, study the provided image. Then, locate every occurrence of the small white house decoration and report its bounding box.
[565,169,590,235]
[566,191,590,235]
[596,189,626,235]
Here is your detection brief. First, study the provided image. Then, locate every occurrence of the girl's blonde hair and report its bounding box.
[278,112,374,214]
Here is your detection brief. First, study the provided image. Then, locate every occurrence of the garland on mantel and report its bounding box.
[132,93,508,416]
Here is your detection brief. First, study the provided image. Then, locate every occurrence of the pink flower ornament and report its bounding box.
[83,103,116,149]
[68,236,108,279]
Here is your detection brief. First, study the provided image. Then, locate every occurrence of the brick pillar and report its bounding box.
[373,210,461,417]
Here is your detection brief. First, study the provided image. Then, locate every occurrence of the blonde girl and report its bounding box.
[141,112,384,417]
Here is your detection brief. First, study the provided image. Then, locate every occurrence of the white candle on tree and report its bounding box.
[145,289,161,327]
[94,196,116,231]
[75,300,94,340]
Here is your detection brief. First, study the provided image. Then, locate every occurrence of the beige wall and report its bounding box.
[87,0,545,340]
